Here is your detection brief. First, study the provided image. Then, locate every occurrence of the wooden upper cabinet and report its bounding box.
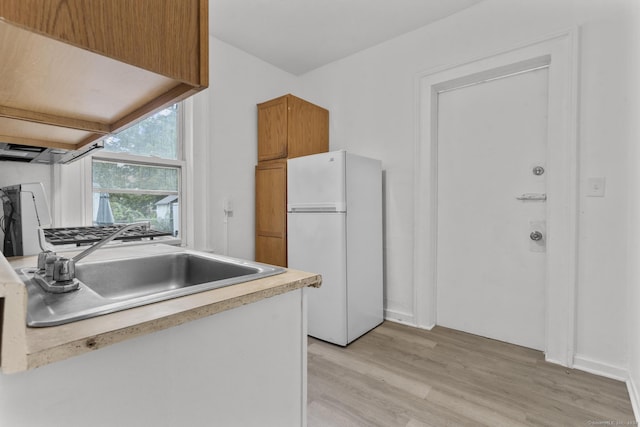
[257,96,288,161]
[257,94,328,162]
[0,0,208,151]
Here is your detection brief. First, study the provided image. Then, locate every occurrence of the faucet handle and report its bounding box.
[44,253,58,278]
[37,250,55,272]
[53,258,75,283]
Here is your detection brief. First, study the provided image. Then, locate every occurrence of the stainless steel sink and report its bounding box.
[17,250,285,327]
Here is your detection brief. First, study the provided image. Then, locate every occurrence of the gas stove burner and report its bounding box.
[43,225,173,246]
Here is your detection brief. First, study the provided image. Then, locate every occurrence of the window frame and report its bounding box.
[84,103,188,245]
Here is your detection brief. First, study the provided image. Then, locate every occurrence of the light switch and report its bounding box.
[587,177,606,197]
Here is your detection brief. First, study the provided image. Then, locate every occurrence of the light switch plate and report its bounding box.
[587,177,606,197]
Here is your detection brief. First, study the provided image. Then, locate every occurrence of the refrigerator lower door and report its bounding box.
[288,212,348,345]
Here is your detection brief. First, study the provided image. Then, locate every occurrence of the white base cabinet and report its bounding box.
[0,288,308,427]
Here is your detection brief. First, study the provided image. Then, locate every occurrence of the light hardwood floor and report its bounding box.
[307,321,635,426]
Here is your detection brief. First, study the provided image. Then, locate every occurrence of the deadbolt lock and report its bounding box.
[530,231,543,241]
[533,166,545,176]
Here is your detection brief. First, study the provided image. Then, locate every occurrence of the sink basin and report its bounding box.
[75,253,262,300]
[18,249,285,327]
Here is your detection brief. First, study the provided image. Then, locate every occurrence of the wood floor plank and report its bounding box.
[309,349,486,426]
[309,342,432,399]
[308,322,635,426]
[374,323,438,349]
[308,400,363,427]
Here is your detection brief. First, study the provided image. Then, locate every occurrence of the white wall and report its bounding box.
[295,0,638,374]
[0,163,53,202]
[628,104,640,417]
[626,2,640,417]
[196,37,299,258]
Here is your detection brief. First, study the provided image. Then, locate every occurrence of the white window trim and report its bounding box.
[82,102,193,247]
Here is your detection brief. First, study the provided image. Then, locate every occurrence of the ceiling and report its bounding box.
[210,0,484,75]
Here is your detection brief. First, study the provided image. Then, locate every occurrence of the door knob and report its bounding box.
[530,231,543,241]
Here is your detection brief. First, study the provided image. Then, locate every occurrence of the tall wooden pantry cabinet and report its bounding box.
[255,94,329,267]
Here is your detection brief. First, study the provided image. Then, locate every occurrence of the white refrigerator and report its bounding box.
[287,150,383,345]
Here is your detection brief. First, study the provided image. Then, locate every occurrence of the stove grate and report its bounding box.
[43,225,173,246]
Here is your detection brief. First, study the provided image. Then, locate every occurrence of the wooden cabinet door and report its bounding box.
[255,160,287,266]
[287,95,329,159]
[257,96,288,162]
[0,0,208,151]
[255,235,287,268]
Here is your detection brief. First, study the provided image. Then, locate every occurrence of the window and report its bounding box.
[91,104,184,238]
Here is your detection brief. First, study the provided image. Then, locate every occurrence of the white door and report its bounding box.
[436,66,548,350]
[288,212,348,345]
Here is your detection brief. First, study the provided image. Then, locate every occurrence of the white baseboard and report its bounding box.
[628,375,640,423]
[545,357,568,368]
[573,354,628,382]
[383,309,416,327]
[383,310,437,331]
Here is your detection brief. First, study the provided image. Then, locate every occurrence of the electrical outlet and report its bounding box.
[223,199,233,216]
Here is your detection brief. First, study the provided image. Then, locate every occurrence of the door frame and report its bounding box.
[413,29,579,366]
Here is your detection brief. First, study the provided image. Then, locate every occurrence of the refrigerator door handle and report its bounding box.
[289,207,339,213]
[287,202,347,213]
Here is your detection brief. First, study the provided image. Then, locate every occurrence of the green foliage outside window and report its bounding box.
[93,161,178,192]
[92,106,181,235]
[104,105,178,159]
[107,193,171,230]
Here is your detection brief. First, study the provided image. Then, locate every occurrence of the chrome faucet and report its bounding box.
[35,222,150,292]
[70,221,150,264]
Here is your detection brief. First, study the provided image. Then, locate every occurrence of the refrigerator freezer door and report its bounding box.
[288,212,348,345]
[287,151,346,212]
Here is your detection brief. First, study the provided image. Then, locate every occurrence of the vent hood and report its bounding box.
[0,141,103,164]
